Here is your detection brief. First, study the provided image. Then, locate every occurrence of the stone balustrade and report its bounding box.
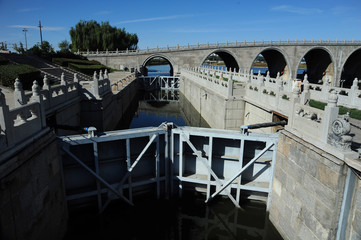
[77,39,361,56]
[111,73,136,92]
[0,70,124,156]
[195,66,361,110]
[183,67,356,152]
[182,68,231,99]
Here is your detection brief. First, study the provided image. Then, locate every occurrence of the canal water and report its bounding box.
[64,65,283,239]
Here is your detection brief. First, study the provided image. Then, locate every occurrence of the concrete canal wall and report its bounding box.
[269,130,347,240]
[180,67,361,240]
[180,72,245,130]
[0,130,67,240]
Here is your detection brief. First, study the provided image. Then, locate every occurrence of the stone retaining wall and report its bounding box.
[0,130,67,239]
[270,130,347,240]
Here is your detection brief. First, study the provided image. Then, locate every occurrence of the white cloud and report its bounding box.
[271,5,322,15]
[116,14,191,24]
[8,25,64,31]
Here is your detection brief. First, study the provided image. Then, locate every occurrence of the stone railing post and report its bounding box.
[277,72,283,90]
[349,78,359,106]
[0,89,14,147]
[301,77,310,105]
[42,75,50,91]
[265,71,270,84]
[60,72,68,99]
[92,71,100,98]
[31,81,46,127]
[104,69,111,92]
[227,78,233,99]
[14,78,26,108]
[321,90,339,143]
[287,80,301,130]
[41,75,51,110]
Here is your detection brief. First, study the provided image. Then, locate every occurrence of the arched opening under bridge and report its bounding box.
[251,49,290,80]
[202,51,239,71]
[143,56,174,76]
[341,48,361,88]
[297,48,334,85]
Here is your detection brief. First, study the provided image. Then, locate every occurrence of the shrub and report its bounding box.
[0,64,42,90]
[52,58,100,67]
[309,99,361,120]
[68,63,110,76]
[0,56,9,65]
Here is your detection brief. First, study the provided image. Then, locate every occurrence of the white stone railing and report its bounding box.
[182,68,231,98]
[14,72,80,114]
[0,81,46,155]
[307,78,361,109]
[181,67,358,153]
[1,70,127,155]
[89,70,112,99]
[191,66,361,110]
[111,73,136,92]
[77,39,361,56]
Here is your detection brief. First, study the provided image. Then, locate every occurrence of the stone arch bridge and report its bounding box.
[80,40,361,88]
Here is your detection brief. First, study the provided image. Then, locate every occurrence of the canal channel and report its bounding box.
[64,78,283,239]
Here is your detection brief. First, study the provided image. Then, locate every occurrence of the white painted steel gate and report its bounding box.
[59,123,278,212]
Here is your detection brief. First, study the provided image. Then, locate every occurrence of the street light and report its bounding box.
[22,28,28,50]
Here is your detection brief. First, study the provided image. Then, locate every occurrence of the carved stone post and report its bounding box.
[265,71,270,83]
[14,78,26,108]
[0,88,14,146]
[42,75,50,91]
[92,71,100,98]
[104,69,111,92]
[60,72,68,99]
[301,78,310,105]
[277,72,283,90]
[321,90,339,143]
[31,80,46,127]
[227,78,233,99]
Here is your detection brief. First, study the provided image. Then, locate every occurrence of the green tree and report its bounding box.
[69,20,138,51]
[13,42,25,54]
[28,41,54,56]
[58,40,71,51]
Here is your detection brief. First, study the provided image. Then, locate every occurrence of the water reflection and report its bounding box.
[65,192,283,240]
[115,89,210,129]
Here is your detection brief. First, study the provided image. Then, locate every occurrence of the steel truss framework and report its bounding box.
[59,123,278,213]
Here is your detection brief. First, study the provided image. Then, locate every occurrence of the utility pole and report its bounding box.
[38,20,43,44]
[22,28,28,50]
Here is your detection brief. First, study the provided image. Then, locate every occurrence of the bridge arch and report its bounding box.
[201,49,241,71]
[340,47,361,88]
[296,47,335,85]
[142,54,175,76]
[250,47,291,80]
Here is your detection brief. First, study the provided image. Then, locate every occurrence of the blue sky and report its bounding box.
[1,0,361,51]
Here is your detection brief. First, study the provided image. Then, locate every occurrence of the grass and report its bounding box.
[68,63,110,76]
[309,99,361,120]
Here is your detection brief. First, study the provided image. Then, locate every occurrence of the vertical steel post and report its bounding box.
[179,134,184,197]
[156,134,160,198]
[126,138,133,203]
[206,136,213,199]
[267,140,277,211]
[93,142,102,213]
[170,131,175,195]
[236,139,245,203]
